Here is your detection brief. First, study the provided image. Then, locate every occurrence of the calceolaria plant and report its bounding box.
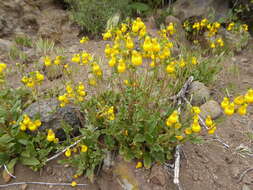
[0,17,252,183]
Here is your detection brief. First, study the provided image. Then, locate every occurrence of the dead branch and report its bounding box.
[237,167,253,183]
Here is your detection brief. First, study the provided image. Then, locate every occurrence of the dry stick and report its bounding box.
[46,138,83,163]
[172,76,195,190]
[182,96,230,149]
[3,164,16,179]
[237,167,253,183]
[0,182,88,188]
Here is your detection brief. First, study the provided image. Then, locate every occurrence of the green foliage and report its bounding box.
[14,35,33,48]
[64,0,130,37]
[0,88,56,171]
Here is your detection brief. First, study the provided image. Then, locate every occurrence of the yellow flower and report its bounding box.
[117,60,126,73]
[200,18,208,27]
[36,71,44,82]
[72,54,80,63]
[121,23,127,33]
[227,22,234,31]
[89,78,97,86]
[234,95,245,105]
[28,123,37,131]
[126,37,134,50]
[216,38,224,47]
[123,80,129,85]
[34,120,41,127]
[224,103,235,116]
[241,24,248,32]
[192,107,201,114]
[80,36,89,44]
[221,97,230,109]
[71,181,77,187]
[92,64,102,76]
[237,104,248,115]
[53,138,59,143]
[245,89,253,103]
[175,135,184,140]
[184,128,192,135]
[136,161,143,169]
[179,59,186,68]
[175,123,181,129]
[47,129,56,142]
[191,57,197,65]
[150,61,155,68]
[210,42,216,49]
[167,22,175,35]
[0,63,7,73]
[193,22,200,30]
[81,145,88,153]
[20,123,27,131]
[143,36,152,52]
[44,56,51,66]
[208,126,216,134]
[124,130,128,136]
[152,38,160,52]
[103,31,112,40]
[166,111,179,126]
[205,115,213,127]
[65,148,72,157]
[166,64,175,74]
[131,50,142,66]
[191,120,201,133]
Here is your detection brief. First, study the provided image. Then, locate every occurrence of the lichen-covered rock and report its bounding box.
[172,0,229,21]
[24,99,83,140]
[200,100,222,119]
[188,81,210,106]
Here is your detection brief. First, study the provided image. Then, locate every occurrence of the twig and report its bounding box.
[237,167,253,183]
[0,182,88,188]
[171,76,194,190]
[46,138,83,163]
[3,164,16,179]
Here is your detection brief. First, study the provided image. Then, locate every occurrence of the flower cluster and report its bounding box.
[21,71,44,88]
[80,36,89,44]
[58,82,87,107]
[19,114,41,131]
[65,144,88,158]
[98,106,115,121]
[71,51,92,66]
[221,89,253,116]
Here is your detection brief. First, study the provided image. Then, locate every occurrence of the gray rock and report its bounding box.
[172,0,229,21]
[242,184,252,190]
[102,151,115,173]
[188,81,210,106]
[24,99,83,140]
[219,28,250,53]
[150,164,168,186]
[0,39,14,53]
[200,100,222,119]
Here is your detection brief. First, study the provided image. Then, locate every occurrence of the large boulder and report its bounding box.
[24,99,83,140]
[200,100,222,119]
[172,0,229,21]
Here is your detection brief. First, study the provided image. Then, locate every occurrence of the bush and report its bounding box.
[64,0,130,37]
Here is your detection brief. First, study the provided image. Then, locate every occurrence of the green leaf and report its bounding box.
[0,134,13,145]
[143,153,152,169]
[0,153,10,165]
[133,134,145,143]
[18,139,29,145]
[20,157,40,166]
[128,2,150,12]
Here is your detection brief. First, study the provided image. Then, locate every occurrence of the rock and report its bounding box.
[113,158,140,190]
[219,28,250,53]
[242,184,251,190]
[172,0,229,21]
[165,15,190,47]
[0,39,14,53]
[21,184,28,190]
[24,99,83,140]
[188,81,210,106]
[150,164,168,186]
[200,100,222,119]
[102,151,115,173]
